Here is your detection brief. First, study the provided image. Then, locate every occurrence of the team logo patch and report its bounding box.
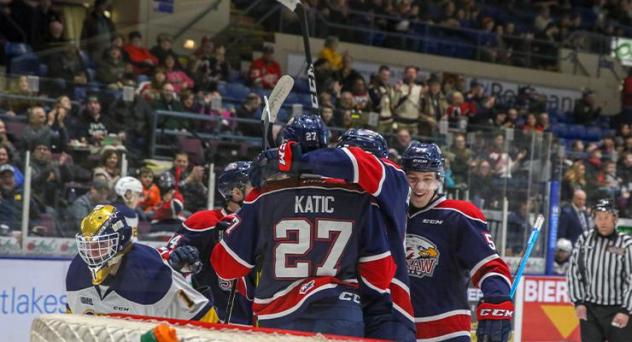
[299,280,315,295]
[406,234,440,278]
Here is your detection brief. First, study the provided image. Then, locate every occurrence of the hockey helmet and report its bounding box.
[217,161,252,201]
[282,114,330,152]
[114,176,143,208]
[592,198,617,217]
[337,128,388,158]
[76,205,135,285]
[556,238,573,253]
[157,172,177,195]
[401,141,445,179]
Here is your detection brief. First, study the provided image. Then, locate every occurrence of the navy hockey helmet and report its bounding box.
[592,198,617,217]
[337,128,388,158]
[249,148,280,188]
[217,161,252,200]
[157,172,176,195]
[401,141,444,178]
[282,114,330,152]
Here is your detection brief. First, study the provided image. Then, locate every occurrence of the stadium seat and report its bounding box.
[10,53,41,75]
[225,82,251,100]
[178,136,205,165]
[4,42,32,58]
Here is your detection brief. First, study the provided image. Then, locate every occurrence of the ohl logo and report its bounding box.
[406,234,440,278]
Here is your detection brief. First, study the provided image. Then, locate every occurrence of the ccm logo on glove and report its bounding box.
[479,309,513,318]
[476,300,514,321]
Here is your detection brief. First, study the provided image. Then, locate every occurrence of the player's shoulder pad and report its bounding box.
[115,244,173,304]
[66,254,93,291]
[260,177,363,195]
[437,199,487,224]
[381,157,405,172]
[182,209,222,232]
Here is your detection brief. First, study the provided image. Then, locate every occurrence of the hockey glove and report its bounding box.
[216,214,237,232]
[278,140,302,173]
[168,245,202,274]
[476,298,514,342]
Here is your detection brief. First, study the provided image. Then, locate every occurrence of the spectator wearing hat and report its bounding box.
[21,105,54,153]
[150,33,179,67]
[249,46,281,89]
[574,90,602,125]
[74,96,115,146]
[553,238,572,276]
[424,74,448,121]
[124,31,158,75]
[0,164,40,231]
[558,189,591,244]
[64,178,111,236]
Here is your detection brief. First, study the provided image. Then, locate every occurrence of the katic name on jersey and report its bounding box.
[294,195,335,214]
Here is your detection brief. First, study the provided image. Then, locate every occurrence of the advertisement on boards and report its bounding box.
[0,257,71,341]
[515,275,580,341]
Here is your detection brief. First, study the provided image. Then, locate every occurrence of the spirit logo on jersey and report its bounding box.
[406,234,440,278]
[300,280,316,294]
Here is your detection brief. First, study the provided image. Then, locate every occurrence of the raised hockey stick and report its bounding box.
[509,214,545,299]
[276,0,319,115]
[261,74,295,149]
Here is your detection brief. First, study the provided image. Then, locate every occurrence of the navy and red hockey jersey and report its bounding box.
[299,146,415,329]
[406,195,512,341]
[159,208,253,324]
[211,177,396,325]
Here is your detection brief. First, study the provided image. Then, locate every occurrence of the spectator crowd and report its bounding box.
[0,0,632,262]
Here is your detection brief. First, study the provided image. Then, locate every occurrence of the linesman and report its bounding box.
[568,198,632,341]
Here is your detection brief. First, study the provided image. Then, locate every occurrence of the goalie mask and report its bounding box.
[76,205,135,285]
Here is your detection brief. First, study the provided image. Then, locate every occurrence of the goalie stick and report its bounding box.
[509,214,545,299]
[225,75,295,324]
[276,0,319,115]
[262,74,295,149]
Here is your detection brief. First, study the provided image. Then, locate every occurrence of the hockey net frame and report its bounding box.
[30,314,384,342]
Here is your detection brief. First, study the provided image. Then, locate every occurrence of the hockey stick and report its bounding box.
[261,74,295,149]
[509,214,545,299]
[276,0,319,115]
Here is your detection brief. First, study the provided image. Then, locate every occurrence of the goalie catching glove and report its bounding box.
[476,298,514,342]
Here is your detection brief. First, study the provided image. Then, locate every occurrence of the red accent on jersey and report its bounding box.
[381,157,402,170]
[415,313,471,339]
[252,277,354,319]
[358,254,396,292]
[476,300,515,321]
[245,188,262,203]
[390,281,414,320]
[211,241,253,280]
[346,146,385,196]
[471,258,513,288]
[437,199,487,223]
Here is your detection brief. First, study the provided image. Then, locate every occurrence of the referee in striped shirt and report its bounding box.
[568,198,632,341]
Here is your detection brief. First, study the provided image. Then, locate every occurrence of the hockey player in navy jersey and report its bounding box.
[158,161,254,324]
[401,142,513,342]
[66,205,214,321]
[211,115,396,337]
[277,128,415,340]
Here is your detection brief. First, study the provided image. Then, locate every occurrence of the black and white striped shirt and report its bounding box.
[568,230,632,313]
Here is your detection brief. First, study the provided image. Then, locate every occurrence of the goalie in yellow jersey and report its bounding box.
[65,205,215,321]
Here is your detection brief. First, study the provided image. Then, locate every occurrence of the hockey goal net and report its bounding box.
[30,314,380,342]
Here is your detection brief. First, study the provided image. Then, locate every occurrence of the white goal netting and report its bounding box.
[30,314,372,342]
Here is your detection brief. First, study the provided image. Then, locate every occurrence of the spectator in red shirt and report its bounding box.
[124,31,158,75]
[164,54,194,93]
[446,91,476,124]
[249,46,281,89]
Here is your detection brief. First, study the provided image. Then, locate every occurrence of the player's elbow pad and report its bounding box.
[359,254,396,293]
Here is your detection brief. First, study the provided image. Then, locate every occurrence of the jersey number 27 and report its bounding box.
[273,219,352,279]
